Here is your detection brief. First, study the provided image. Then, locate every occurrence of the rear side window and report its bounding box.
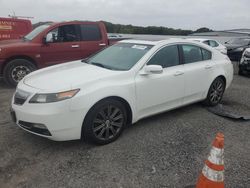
[209,40,219,47]
[80,24,102,41]
[203,40,210,45]
[201,48,212,60]
[147,45,180,68]
[182,45,203,64]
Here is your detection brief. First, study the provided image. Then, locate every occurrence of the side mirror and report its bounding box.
[42,36,47,44]
[140,65,163,75]
[43,33,54,44]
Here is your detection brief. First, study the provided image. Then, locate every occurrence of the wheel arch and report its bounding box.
[81,96,133,138]
[2,55,37,74]
[204,75,227,100]
[216,75,226,86]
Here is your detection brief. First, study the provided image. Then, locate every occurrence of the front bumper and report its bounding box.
[11,84,87,141]
[227,50,243,62]
[239,58,250,73]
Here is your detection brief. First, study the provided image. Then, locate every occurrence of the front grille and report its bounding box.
[14,90,30,105]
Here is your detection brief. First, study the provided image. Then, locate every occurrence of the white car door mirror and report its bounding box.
[140,65,163,75]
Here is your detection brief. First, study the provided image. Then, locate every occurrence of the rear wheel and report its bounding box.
[3,59,36,87]
[82,99,127,145]
[203,77,225,106]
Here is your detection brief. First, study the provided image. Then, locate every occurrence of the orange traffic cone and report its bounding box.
[196,133,225,188]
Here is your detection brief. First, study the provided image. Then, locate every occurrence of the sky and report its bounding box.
[0,0,249,30]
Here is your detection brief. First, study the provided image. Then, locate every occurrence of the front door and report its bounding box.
[135,45,185,119]
[40,24,82,66]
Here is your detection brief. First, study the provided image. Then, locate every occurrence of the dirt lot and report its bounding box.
[0,63,249,188]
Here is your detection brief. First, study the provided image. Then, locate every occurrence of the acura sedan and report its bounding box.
[11,39,234,144]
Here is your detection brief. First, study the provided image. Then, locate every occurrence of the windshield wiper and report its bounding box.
[22,36,29,41]
[91,62,105,68]
[89,62,113,70]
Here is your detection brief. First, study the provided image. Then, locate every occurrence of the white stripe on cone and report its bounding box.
[208,146,224,165]
[202,164,224,182]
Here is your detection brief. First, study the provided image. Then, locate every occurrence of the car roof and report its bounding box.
[119,38,204,46]
[187,38,211,42]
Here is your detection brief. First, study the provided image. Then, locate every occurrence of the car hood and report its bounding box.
[23,60,119,91]
[225,44,246,50]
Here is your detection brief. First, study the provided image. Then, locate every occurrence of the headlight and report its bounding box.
[244,50,250,57]
[29,89,80,103]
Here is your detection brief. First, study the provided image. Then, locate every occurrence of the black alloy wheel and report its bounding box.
[83,99,127,145]
[204,77,225,106]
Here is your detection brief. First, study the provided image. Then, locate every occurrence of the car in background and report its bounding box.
[0,17,32,41]
[239,48,250,75]
[225,38,250,61]
[188,38,227,54]
[0,21,115,86]
[108,33,123,39]
[11,39,233,145]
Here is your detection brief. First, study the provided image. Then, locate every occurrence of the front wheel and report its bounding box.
[3,59,36,87]
[82,99,127,145]
[203,77,225,106]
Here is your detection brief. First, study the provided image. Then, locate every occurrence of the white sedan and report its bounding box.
[188,38,227,54]
[11,39,233,144]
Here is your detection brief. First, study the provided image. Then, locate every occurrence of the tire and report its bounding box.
[238,68,244,75]
[3,59,36,87]
[203,77,226,106]
[82,99,127,145]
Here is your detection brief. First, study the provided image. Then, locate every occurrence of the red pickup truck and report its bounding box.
[0,21,118,86]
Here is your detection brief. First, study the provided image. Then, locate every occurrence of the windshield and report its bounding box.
[85,43,153,71]
[228,38,250,45]
[24,24,51,41]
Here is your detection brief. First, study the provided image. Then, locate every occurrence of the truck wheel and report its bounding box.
[3,59,36,87]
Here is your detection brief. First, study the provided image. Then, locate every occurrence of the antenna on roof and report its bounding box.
[8,11,34,19]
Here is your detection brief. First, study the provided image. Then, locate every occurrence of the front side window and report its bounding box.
[80,24,102,41]
[46,24,80,43]
[85,43,152,70]
[209,40,219,47]
[147,45,180,68]
[182,45,203,64]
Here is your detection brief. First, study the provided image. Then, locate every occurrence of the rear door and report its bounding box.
[181,44,214,104]
[79,24,107,58]
[40,24,82,65]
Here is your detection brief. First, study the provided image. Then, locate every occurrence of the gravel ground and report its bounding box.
[0,62,249,188]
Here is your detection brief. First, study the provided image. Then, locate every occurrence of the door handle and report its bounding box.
[205,65,212,69]
[174,71,184,76]
[99,43,106,46]
[71,45,80,48]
